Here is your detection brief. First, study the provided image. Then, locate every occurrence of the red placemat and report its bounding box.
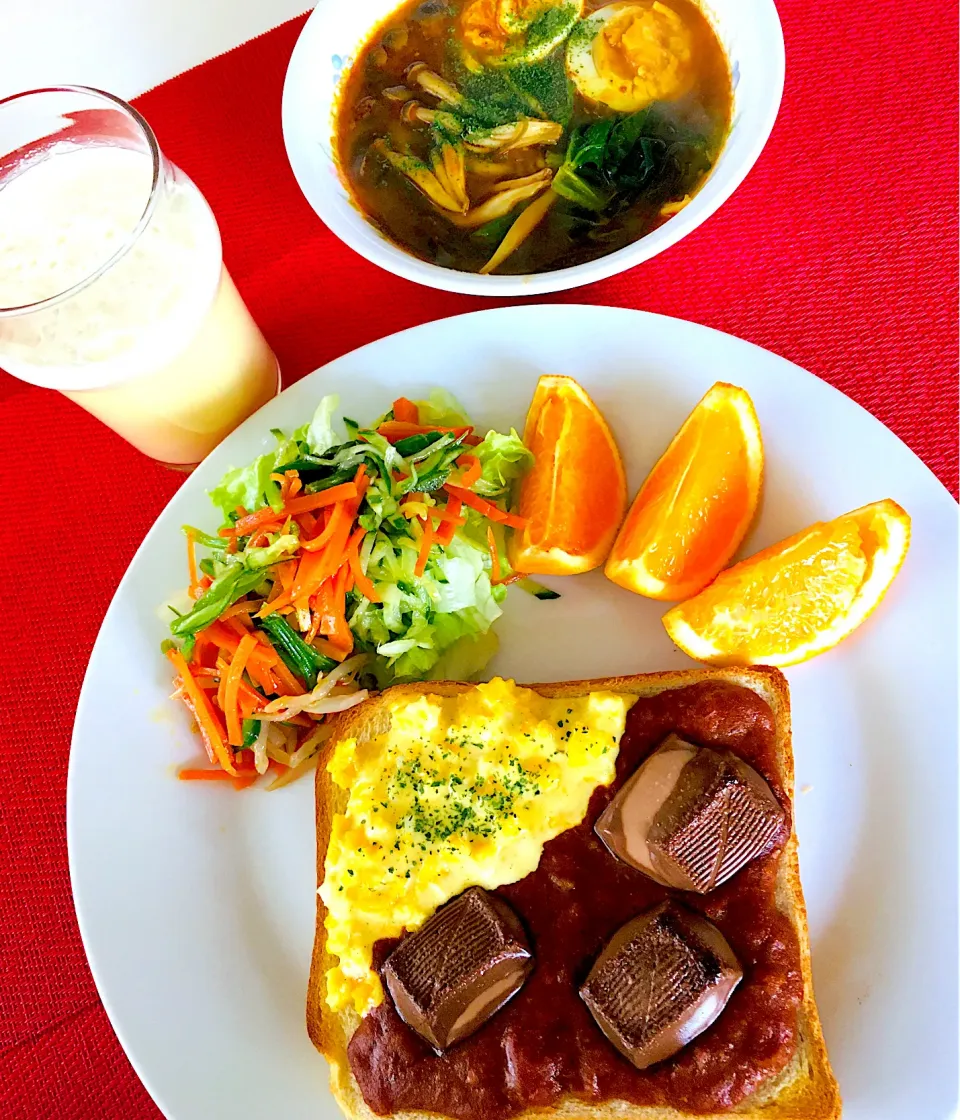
[0,5,956,1117]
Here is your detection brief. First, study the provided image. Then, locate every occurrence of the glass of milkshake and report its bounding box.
[0,86,279,466]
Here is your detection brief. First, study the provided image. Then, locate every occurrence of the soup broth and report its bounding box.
[336,0,732,276]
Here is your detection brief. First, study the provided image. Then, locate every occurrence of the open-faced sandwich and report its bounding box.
[307,667,841,1120]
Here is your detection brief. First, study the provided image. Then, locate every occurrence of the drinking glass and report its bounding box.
[0,86,280,466]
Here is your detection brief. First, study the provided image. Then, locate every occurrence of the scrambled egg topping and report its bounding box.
[319,677,633,1014]
[568,1,695,113]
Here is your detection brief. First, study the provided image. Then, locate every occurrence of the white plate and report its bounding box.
[68,306,958,1120]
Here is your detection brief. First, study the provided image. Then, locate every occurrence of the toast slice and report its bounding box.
[307,666,841,1120]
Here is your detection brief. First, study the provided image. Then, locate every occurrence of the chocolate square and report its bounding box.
[383,886,534,1051]
[580,901,742,1069]
[596,734,785,892]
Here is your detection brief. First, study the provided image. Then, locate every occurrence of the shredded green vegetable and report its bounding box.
[165,390,547,685]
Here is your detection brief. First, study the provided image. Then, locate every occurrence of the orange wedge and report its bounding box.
[605,382,763,601]
[663,499,911,667]
[509,374,626,575]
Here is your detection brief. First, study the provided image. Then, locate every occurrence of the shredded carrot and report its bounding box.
[315,576,338,639]
[435,495,462,546]
[345,526,366,559]
[272,658,307,696]
[178,768,234,782]
[166,647,236,775]
[313,636,349,662]
[201,622,279,671]
[392,397,419,424]
[314,563,352,651]
[487,526,502,583]
[221,482,358,538]
[216,657,230,714]
[289,544,336,610]
[178,691,217,762]
[276,560,297,592]
[430,506,467,525]
[348,545,380,603]
[345,567,356,594]
[304,607,321,644]
[297,510,317,537]
[493,571,526,587]
[443,484,528,529]
[223,633,258,746]
[237,679,267,716]
[298,500,348,553]
[281,466,368,608]
[232,752,259,788]
[271,472,289,502]
[283,483,359,516]
[275,469,302,502]
[377,421,482,446]
[186,531,199,597]
[456,454,482,487]
[220,599,262,620]
[415,518,435,578]
[247,661,279,694]
[225,615,252,638]
[328,564,353,651]
[353,463,370,500]
[190,630,212,668]
[233,749,256,769]
[251,631,306,695]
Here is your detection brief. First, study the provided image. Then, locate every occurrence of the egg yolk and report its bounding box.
[462,0,508,52]
[462,0,570,55]
[593,1,694,111]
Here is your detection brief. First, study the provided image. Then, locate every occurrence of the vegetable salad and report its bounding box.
[164,391,534,789]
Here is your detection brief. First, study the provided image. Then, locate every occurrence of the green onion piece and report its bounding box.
[274,458,324,473]
[394,431,444,457]
[242,718,261,748]
[256,614,337,690]
[170,566,265,638]
[181,524,227,550]
[303,467,361,494]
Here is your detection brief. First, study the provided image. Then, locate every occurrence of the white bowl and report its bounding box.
[282,0,785,297]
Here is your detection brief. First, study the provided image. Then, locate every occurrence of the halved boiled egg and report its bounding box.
[566,0,695,113]
[461,0,585,65]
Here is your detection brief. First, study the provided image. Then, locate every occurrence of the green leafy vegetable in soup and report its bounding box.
[336,0,731,274]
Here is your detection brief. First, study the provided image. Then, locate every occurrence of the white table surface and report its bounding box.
[0,0,310,102]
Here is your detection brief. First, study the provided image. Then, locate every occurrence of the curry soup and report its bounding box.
[336,0,732,276]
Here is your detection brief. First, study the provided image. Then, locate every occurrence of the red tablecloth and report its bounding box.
[1,5,956,1116]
